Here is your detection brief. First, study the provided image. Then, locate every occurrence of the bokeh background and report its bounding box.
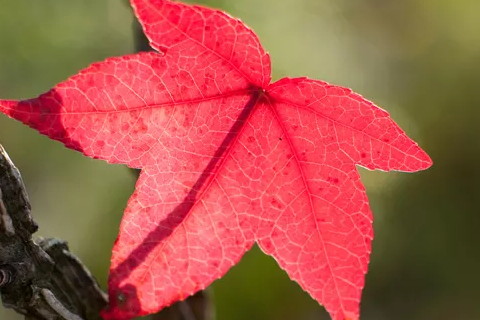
[0,0,479,319]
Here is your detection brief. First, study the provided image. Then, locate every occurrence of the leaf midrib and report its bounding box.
[12,89,254,116]
[265,96,348,316]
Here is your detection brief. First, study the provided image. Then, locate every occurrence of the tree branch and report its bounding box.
[0,144,107,320]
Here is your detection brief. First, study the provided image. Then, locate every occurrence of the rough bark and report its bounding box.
[0,145,107,320]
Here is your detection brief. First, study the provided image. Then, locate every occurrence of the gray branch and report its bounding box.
[0,144,107,320]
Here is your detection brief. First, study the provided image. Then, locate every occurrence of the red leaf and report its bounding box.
[0,0,432,319]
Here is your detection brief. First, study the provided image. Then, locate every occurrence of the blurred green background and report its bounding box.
[0,0,479,319]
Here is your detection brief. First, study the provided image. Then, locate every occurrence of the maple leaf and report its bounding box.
[0,0,432,319]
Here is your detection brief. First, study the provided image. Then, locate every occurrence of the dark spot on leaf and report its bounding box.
[117,292,127,305]
[271,197,284,209]
[328,177,339,184]
[247,136,255,143]
[157,45,168,55]
[133,121,148,134]
[40,106,50,115]
[262,240,273,251]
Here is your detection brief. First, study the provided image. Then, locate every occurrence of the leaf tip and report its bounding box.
[411,146,433,172]
[0,100,18,117]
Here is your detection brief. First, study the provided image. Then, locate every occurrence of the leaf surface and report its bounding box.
[0,0,432,319]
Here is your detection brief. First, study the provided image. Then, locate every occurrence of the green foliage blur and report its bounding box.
[0,0,479,319]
